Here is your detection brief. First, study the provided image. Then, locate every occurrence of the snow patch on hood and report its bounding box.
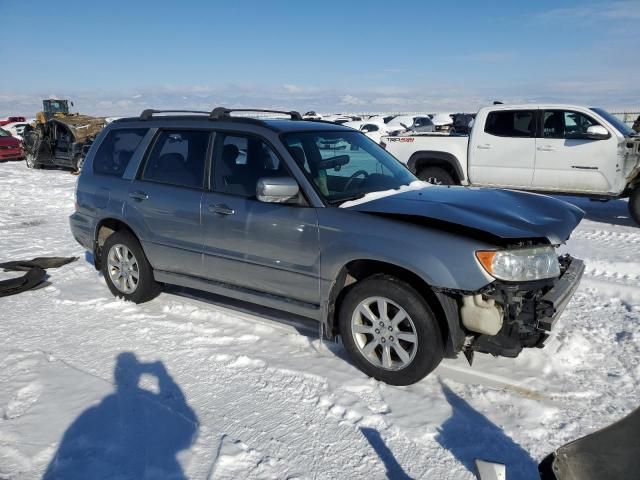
[339,181,432,208]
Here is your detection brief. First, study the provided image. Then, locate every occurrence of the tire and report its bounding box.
[25,153,40,169]
[417,166,454,185]
[338,275,444,385]
[101,230,161,303]
[629,186,640,226]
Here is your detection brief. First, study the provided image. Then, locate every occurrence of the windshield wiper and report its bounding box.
[328,193,366,205]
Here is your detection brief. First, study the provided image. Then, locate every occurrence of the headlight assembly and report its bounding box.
[476,246,560,282]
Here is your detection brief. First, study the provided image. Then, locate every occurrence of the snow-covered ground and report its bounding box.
[0,160,638,479]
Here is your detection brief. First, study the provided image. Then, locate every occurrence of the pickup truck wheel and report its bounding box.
[338,275,444,385]
[629,186,640,225]
[416,166,454,185]
[101,231,161,303]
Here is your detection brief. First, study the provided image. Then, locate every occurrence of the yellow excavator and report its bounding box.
[23,99,107,170]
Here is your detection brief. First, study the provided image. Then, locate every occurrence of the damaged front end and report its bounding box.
[456,255,585,361]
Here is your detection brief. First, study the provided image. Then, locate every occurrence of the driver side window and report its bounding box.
[212,133,296,198]
[543,110,599,139]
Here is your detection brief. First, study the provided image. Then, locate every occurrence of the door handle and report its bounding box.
[537,146,557,152]
[477,144,492,150]
[208,204,235,215]
[129,191,149,201]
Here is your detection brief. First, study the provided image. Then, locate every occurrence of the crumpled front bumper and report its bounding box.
[536,257,585,331]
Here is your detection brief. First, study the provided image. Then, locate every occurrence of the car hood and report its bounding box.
[343,186,584,245]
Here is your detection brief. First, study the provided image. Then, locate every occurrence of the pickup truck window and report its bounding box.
[283,131,416,204]
[590,107,635,136]
[484,110,534,138]
[543,110,598,139]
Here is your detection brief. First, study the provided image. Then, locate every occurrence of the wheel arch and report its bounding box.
[93,217,141,270]
[326,259,464,358]
[408,151,464,183]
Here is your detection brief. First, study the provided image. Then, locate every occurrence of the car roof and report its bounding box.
[113,115,353,134]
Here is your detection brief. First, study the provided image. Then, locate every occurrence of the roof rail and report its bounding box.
[139,109,209,120]
[210,107,302,121]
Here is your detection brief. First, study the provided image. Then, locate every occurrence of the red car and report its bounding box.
[0,116,26,127]
[0,127,24,161]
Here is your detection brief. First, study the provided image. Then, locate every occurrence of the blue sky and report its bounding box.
[1,0,638,116]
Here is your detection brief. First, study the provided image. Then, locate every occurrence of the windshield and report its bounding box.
[0,128,10,137]
[590,107,635,136]
[283,130,417,204]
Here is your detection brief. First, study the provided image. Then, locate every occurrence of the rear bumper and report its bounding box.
[537,257,585,331]
[69,211,95,251]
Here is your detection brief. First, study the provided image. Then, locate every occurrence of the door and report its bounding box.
[468,109,536,187]
[533,110,616,193]
[202,132,321,305]
[124,129,210,276]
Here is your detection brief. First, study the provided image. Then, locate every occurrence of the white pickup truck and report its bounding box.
[383,104,640,224]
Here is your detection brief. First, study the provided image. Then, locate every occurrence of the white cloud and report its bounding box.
[339,95,366,105]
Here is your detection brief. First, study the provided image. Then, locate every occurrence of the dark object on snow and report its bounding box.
[0,256,77,297]
[539,406,640,480]
[633,115,640,134]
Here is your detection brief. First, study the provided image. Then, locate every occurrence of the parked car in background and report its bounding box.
[451,113,475,134]
[0,127,24,161]
[387,115,436,134]
[0,116,26,127]
[70,107,585,386]
[429,113,454,132]
[303,111,322,120]
[323,114,362,125]
[383,103,640,224]
[633,114,640,133]
[343,119,405,144]
[2,120,33,141]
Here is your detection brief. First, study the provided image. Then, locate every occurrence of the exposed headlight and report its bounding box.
[476,246,560,282]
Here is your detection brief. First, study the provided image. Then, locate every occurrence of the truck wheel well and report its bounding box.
[328,260,450,347]
[415,159,459,183]
[94,219,137,269]
[409,152,463,184]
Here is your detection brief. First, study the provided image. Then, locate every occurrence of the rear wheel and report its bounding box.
[101,231,161,303]
[629,186,640,226]
[417,166,454,185]
[338,275,444,385]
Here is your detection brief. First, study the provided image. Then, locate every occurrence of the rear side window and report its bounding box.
[485,110,534,137]
[141,130,210,189]
[93,128,147,177]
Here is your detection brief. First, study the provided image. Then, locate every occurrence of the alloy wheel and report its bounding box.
[350,296,418,371]
[107,244,140,294]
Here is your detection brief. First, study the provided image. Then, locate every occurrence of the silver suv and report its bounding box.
[70,107,585,385]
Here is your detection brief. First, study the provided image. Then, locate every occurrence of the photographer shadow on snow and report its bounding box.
[43,352,198,480]
[360,427,412,480]
[435,379,538,478]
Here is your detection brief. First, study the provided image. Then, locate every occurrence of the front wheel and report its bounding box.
[25,153,40,169]
[629,186,640,226]
[338,275,444,385]
[101,231,161,303]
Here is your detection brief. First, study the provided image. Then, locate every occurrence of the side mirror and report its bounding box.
[256,177,300,204]
[586,125,610,140]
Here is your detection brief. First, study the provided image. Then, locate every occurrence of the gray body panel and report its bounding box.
[69,115,581,327]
